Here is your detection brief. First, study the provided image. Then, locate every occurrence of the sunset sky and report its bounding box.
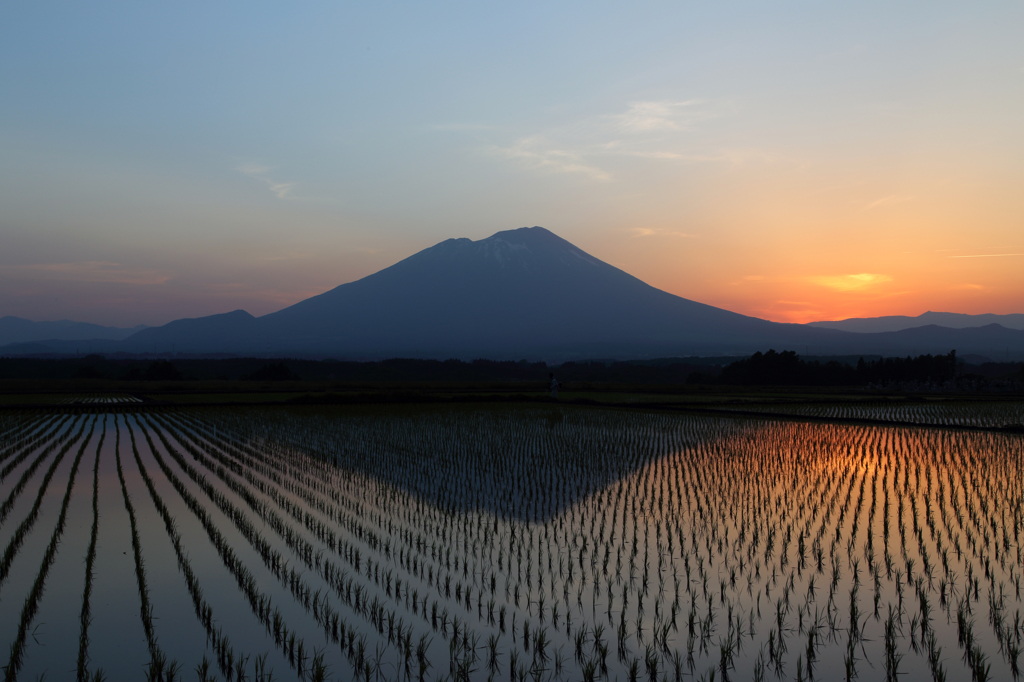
[2,2,1021,327]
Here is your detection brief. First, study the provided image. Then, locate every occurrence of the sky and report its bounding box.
[1,1,1022,327]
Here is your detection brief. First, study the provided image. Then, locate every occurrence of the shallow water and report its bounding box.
[0,404,1021,681]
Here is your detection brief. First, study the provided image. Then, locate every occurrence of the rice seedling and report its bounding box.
[75,418,103,682]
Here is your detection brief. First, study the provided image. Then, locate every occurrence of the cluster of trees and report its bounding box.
[709,349,962,386]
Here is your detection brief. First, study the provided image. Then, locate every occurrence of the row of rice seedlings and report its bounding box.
[0,414,76,484]
[69,396,143,405]
[0,414,29,451]
[729,400,1024,429]
[76,417,104,682]
[112,417,181,680]
[141,413,424,680]
[0,416,90,596]
[0,414,64,469]
[135,415,360,679]
[162,414,448,677]
[2,415,97,681]
[122,417,261,682]
[0,417,85,528]
[0,413,48,450]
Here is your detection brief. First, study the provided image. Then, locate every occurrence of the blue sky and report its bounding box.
[2,2,1021,326]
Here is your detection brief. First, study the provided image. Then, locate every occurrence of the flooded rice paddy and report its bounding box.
[0,404,1021,681]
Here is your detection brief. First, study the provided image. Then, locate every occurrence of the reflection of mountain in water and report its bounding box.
[235,406,754,523]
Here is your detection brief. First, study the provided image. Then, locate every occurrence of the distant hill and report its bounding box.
[807,311,1024,334]
[0,316,148,346]
[122,310,259,355]
[819,324,1024,363]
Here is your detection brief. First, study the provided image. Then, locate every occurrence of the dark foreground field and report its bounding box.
[0,391,1022,681]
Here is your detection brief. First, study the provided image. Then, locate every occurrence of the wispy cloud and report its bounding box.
[489,137,611,181]
[809,273,893,292]
[472,99,739,182]
[609,100,706,133]
[630,227,696,238]
[238,164,299,199]
[0,261,172,285]
[864,195,914,210]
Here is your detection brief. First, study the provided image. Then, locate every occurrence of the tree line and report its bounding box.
[708,349,963,386]
[1,350,1021,388]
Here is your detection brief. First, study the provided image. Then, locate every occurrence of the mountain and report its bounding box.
[807,311,1024,334]
[122,227,849,359]
[97,227,1024,361]
[0,316,148,346]
[249,227,840,358]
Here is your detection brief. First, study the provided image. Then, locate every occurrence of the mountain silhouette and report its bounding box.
[123,227,843,358]
[109,227,1024,360]
[0,316,148,346]
[807,311,1024,333]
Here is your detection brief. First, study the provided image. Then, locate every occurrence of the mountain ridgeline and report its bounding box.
[7,227,1024,360]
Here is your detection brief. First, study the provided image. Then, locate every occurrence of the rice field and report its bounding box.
[63,395,145,405]
[720,401,1024,429]
[0,404,1021,681]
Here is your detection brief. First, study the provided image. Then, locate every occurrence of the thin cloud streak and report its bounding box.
[949,253,1024,258]
[0,261,172,286]
[630,227,696,238]
[864,195,914,210]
